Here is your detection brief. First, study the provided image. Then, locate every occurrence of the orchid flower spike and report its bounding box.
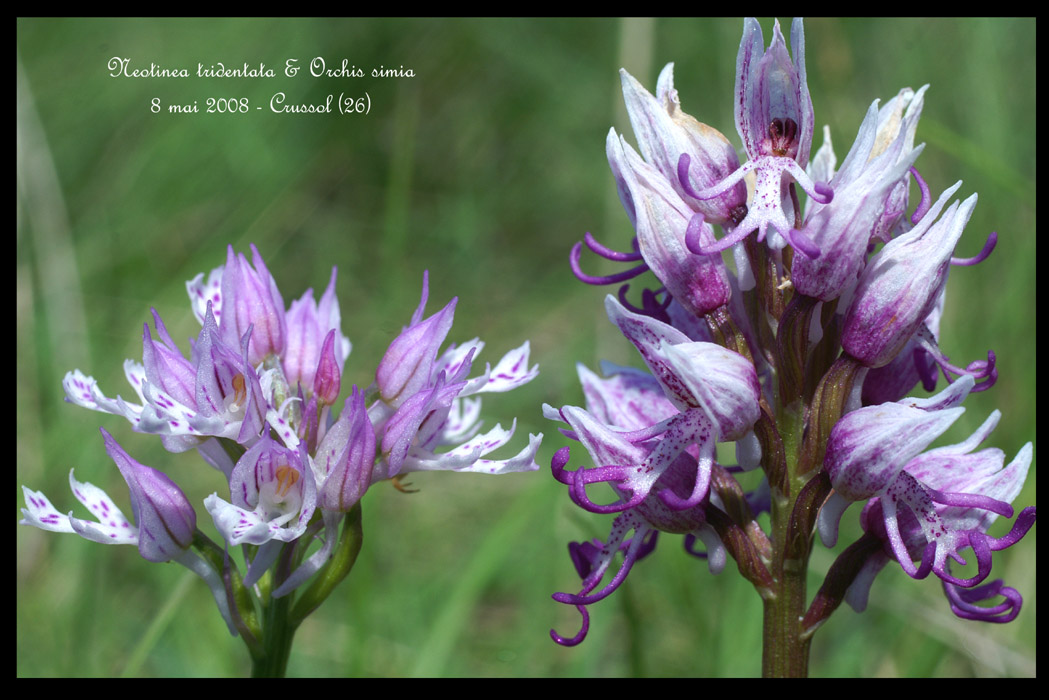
[679,18,833,258]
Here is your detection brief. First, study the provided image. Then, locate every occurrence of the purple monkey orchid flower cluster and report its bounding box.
[21,244,541,665]
[555,17,1034,671]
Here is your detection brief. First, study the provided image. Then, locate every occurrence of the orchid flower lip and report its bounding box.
[943,577,1023,623]
[584,231,643,261]
[909,166,932,223]
[951,230,997,266]
[570,239,650,286]
[549,512,654,647]
[683,211,711,255]
[608,283,675,324]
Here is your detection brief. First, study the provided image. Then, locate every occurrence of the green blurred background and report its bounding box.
[17,18,1034,677]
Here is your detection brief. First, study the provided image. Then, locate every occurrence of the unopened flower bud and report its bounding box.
[101,428,196,562]
[375,272,457,408]
[220,244,287,365]
[315,386,375,512]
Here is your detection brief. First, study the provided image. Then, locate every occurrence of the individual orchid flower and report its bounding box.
[841,182,976,368]
[791,97,925,301]
[549,296,760,515]
[22,428,195,561]
[606,130,732,318]
[186,245,318,448]
[619,63,748,227]
[246,385,378,600]
[205,434,316,546]
[819,377,974,548]
[880,420,1034,584]
[186,244,289,366]
[311,329,343,407]
[547,401,725,646]
[570,64,746,302]
[369,272,543,481]
[607,296,760,441]
[20,429,236,633]
[805,87,929,235]
[204,432,317,587]
[190,303,268,445]
[62,302,267,454]
[819,376,1034,590]
[837,428,1034,623]
[680,17,832,257]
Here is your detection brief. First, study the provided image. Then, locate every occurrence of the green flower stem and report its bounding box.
[761,397,811,677]
[247,504,364,677]
[253,589,296,678]
[192,530,262,646]
[291,503,364,625]
[761,547,811,677]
